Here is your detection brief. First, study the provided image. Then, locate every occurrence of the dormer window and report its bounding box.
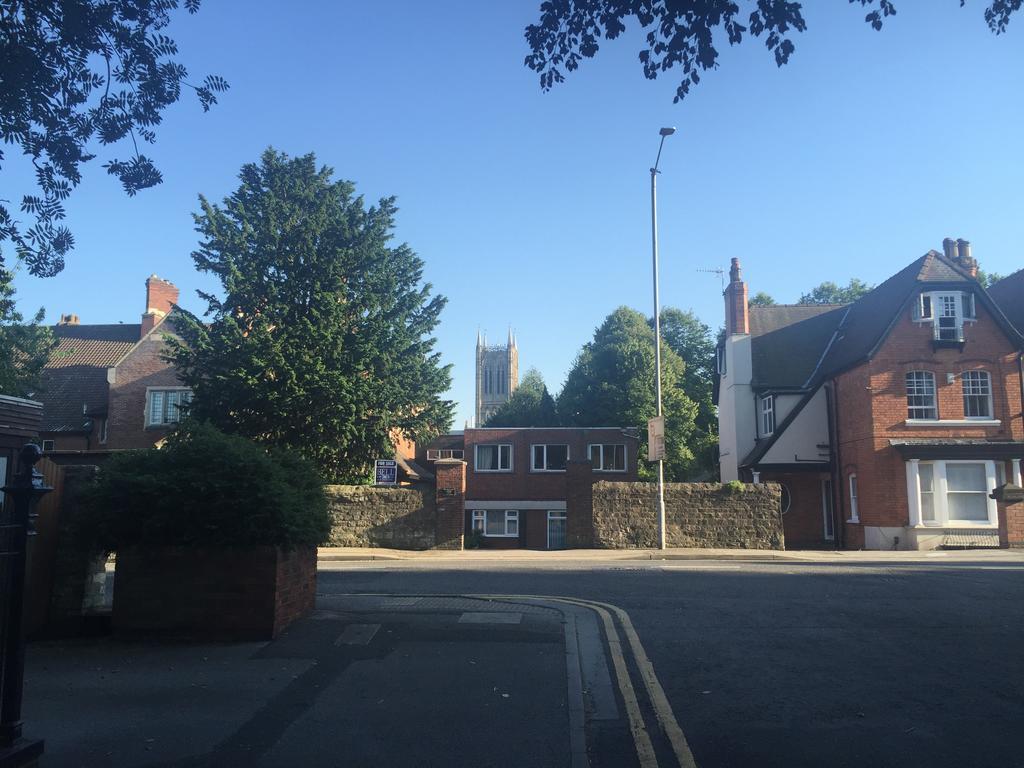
[760,395,775,436]
[913,290,975,343]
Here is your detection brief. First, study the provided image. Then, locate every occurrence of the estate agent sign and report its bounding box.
[374,459,398,486]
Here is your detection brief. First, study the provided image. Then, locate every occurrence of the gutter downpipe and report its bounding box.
[824,381,843,551]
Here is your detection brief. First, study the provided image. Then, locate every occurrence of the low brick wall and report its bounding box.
[113,545,316,640]
[325,484,438,549]
[591,481,785,550]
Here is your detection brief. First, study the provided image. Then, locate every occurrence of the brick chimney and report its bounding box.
[955,239,978,278]
[724,257,749,336]
[140,275,179,337]
[57,313,80,325]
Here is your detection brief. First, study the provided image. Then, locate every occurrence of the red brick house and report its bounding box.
[37,275,188,454]
[717,239,1023,550]
[423,427,640,549]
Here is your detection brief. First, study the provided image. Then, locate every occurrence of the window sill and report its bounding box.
[904,419,1000,427]
[847,518,860,524]
[530,469,567,473]
[594,469,627,473]
[911,523,998,530]
[474,469,513,473]
[479,533,519,538]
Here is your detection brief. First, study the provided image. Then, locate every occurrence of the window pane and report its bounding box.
[946,463,986,492]
[546,445,568,470]
[485,510,504,535]
[611,444,625,471]
[919,464,934,492]
[506,511,519,536]
[919,464,935,523]
[499,444,511,470]
[477,445,497,470]
[948,493,988,521]
[533,445,544,469]
[589,445,600,465]
[149,391,165,424]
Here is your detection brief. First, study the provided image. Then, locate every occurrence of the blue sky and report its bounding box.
[8,1,1024,427]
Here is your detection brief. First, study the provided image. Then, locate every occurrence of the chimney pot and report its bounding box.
[942,237,957,261]
[955,239,978,278]
[58,313,80,325]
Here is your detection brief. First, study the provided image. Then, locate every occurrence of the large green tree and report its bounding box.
[168,149,453,483]
[657,307,717,478]
[558,307,698,481]
[798,278,874,305]
[525,1,1019,104]
[1,0,227,276]
[749,291,776,307]
[0,267,55,396]
[484,367,560,427]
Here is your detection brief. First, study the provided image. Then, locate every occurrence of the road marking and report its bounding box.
[458,612,523,624]
[660,565,742,570]
[334,623,380,646]
[334,592,696,768]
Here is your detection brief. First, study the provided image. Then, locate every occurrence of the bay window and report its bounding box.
[908,460,997,527]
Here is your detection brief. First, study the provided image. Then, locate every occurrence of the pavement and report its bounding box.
[317,545,1024,563]
[21,549,1024,768]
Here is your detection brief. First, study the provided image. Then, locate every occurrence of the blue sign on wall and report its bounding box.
[374,459,398,486]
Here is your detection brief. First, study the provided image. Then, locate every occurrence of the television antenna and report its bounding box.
[697,267,725,291]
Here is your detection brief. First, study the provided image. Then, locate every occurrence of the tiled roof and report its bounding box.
[988,269,1024,336]
[46,324,140,368]
[37,367,110,432]
[749,305,846,390]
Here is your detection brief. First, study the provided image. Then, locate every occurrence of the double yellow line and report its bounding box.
[478,594,697,768]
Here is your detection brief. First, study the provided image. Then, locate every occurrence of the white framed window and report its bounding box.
[760,395,775,436]
[532,444,569,471]
[147,388,192,426]
[906,371,937,420]
[41,439,55,452]
[914,291,973,341]
[588,443,626,472]
[716,345,727,376]
[848,474,859,523]
[475,444,512,472]
[426,448,464,460]
[472,509,518,537]
[98,418,108,444]
[961,371,992,419]
[910,460,998,527]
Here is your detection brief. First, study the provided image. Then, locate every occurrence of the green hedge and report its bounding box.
[77,422,329,552]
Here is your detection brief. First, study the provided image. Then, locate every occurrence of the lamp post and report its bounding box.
[651,127,675,551]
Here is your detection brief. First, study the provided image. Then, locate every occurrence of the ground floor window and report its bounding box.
[908,459,998,527]
[471,509,519,537]
[821,478,835,540]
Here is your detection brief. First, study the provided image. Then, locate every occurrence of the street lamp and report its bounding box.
[650,126,675,551]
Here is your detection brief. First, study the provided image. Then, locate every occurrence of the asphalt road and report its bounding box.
[319,557,1024,768]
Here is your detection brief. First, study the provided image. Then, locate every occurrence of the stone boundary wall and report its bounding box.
[325,484,438,550]
[591,481,785,550]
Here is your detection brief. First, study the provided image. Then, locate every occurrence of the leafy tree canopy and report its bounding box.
[977,269,1005,288]
[168,149,454,483]
[484,367,560,427]
[525,1,1020,104]
[558,306,698,481]
[798,278,874,305]
[748,291,776,306]
[0,267,55,396]
[1,0,227,276]
[656,307,717,479]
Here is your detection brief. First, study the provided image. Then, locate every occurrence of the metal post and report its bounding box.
[651,139,668,551]
[0,443,49,758]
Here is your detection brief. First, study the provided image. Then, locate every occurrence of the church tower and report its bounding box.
[475,329,518,426]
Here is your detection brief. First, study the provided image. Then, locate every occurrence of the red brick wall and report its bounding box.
[434,459,465,549]
[760,470,832,549]
[106,322,183,450]
[140,276,179,337]
[834,300,1023,534]
[464,427,638,501]
[114,545,316,640]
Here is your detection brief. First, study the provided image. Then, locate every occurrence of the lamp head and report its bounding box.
[659,127,676,137]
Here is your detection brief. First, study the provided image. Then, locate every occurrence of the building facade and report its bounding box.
[421,427,640,549]
[716,240,1024,550]
[37,275,188,454]
[475,330,518,426]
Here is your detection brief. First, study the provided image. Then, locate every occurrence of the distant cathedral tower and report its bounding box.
[475,329,518,426]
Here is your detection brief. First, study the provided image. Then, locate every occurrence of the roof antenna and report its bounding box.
[697,267,726,291]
